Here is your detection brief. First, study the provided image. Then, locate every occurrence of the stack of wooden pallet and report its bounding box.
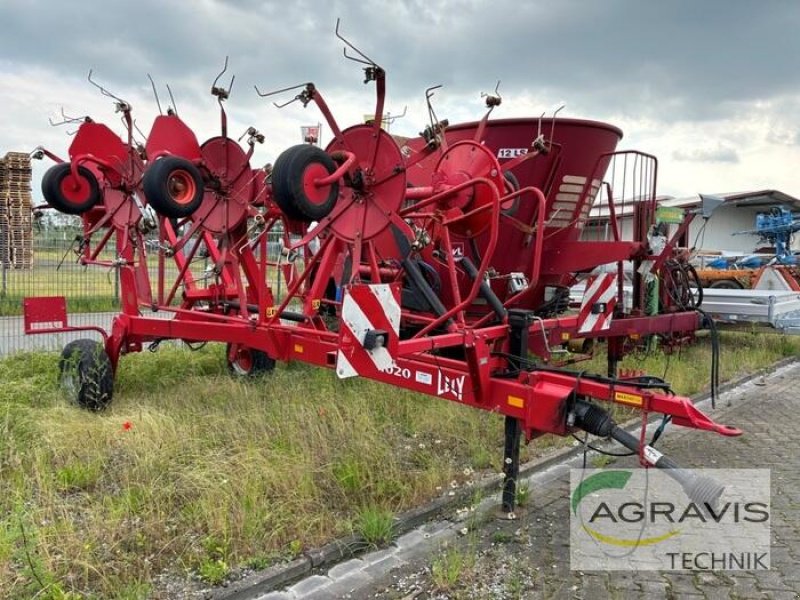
[0,152,34,269]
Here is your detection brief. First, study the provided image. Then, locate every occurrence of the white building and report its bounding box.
[582,190,800,255]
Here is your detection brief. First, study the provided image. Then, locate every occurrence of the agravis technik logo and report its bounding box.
[569,469,771,571]
[571,470,680,547]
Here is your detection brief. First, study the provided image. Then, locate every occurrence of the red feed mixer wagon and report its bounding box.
[26,32,737,513]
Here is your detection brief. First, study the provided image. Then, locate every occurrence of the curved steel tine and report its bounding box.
[273,96,300,109]
[335,18,378,67]
[211,56,229,91]
[49,107,88,127]
[385,105,407,124]
[550,103,565,140]
[87,69,128,106]
[148,74,163,115]
[254,82,310,98]
[343,47,372,66]
[133,119,148,143]
[228,74,236,96]
[166,84,178,116]
[425,84,442,102]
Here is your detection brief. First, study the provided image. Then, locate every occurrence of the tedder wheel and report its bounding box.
[143,156,205,219]
[271,144,339,222]
[225,343,276,377]
[501,170,521,217]
[41,163,101,215]
[58,339,114,411]
[269,144,306,220]
[709,279,743,290]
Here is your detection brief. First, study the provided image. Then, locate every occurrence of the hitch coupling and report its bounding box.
[571,399,725,508]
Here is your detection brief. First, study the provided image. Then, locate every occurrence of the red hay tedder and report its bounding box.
[26,25,737,513]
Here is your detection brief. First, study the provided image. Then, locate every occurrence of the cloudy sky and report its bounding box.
[1,0,799,200]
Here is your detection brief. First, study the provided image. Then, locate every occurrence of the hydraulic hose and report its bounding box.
[572,399,725,508]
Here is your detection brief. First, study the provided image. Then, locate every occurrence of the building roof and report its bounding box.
[659,190,800,210]
[588,189,800,222]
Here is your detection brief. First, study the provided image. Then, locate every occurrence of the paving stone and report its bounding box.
[575,574,609,599]
[360,546,398,567]
[729,577,769,599]
[700,587,734,600]
[326,558,365,582]
[752,570,796,591]
[756,592,800,600]
[287,575,331,598]
[361,553,405,580]
[638,579,671,597]
[393,529,425,551]
[254,592,295,600]
[323,572,376,599]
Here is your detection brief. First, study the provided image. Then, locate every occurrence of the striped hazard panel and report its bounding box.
[577,274,618,334]
[336,283,401,379]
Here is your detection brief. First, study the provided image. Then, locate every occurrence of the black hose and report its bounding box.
[459,256,507,321]
[695,308,720,409]
[572,399,725,507]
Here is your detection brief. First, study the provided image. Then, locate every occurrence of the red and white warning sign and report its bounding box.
[577,273,618,334]
[336,283,401,379]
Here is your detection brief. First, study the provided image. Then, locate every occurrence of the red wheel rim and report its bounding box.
[301,163,333,206]
[192,137,254,234]
[167,170,197,205]
[232,347,253,374]
[59,173,92,205]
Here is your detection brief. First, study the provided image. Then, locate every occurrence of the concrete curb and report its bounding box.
[217,356,799,600]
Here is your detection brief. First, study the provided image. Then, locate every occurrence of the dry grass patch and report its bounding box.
[0,330,797,598]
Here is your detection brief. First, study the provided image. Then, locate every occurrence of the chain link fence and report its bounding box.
[0,216,285,356]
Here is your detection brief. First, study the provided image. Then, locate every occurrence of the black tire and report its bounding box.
[272,144,339,222]
[143,156,205,219]
[501,170,521,217]
[226,343,276,377]
[58,339,114,411]
[709,279,743,290]
[269,144,306,220]
[41,163,101,215]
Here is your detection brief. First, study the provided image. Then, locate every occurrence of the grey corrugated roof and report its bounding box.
[588,189,800,221]
[660,190,800,209]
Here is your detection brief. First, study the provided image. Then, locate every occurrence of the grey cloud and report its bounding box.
[2,0,799,126]
[766,128,800,146]
[672,145,740,163]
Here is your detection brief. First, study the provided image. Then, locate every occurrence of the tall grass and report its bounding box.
[0,331,797,598]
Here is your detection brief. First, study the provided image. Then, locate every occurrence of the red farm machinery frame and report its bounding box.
[26,24,736,513]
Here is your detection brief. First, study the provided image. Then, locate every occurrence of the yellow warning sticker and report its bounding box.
[561,332,571,341]
[615,391,643,406]
[266,307,277,317]
[312,299,321,310]
[294,344,304,354]
[507,395,525,409]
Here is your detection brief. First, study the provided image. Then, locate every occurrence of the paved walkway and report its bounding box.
[253,363,800,600]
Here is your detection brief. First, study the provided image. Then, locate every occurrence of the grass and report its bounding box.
[355,506,396,549]
[431,544,475,592]
[0,331,798,598]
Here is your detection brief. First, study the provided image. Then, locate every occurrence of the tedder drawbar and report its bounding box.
[26,26,738,513]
